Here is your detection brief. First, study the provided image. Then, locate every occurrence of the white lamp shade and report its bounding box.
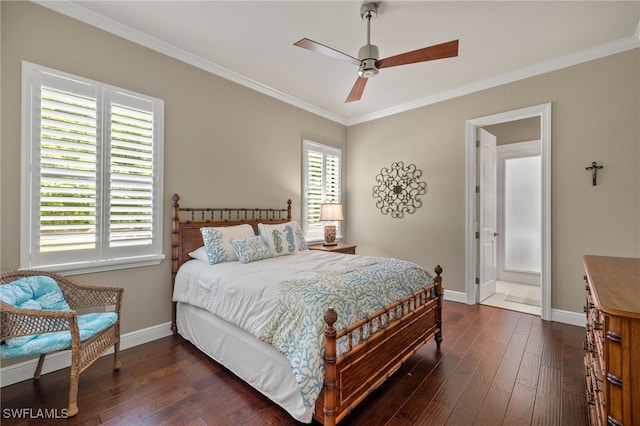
[320,203,344,221]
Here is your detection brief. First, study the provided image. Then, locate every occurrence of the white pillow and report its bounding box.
[229,236,272,264]
[188,246,209,262]
[200,224,255,264]
[257,221,306,257]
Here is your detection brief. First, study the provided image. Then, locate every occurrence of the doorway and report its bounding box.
[482,139,542,315]
[465,103,551,320]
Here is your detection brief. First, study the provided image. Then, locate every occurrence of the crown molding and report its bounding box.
[34,2,639,127]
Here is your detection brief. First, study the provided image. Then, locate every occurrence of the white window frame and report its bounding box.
[302,139,342,243]
[21,62,165,275]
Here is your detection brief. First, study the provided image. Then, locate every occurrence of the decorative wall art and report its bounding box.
[372,161,427,218]
[585,161,603,186]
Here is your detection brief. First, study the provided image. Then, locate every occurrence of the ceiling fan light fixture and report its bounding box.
[359,58,379,78]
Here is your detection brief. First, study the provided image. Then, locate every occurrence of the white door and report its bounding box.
[478,128,497,302]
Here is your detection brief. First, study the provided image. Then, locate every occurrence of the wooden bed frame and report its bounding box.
[170,194,443,426]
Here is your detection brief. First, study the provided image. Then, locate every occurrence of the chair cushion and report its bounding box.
[0,276,72,348]
[0,312,118,359]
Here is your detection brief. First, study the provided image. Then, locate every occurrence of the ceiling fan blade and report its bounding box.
[293,38,361,66]
[377,39,459,69]
[345,77,368,103]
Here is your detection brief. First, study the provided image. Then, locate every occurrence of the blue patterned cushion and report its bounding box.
[200,224,255,264]
[0,276,71,348]
[258,221,306,256]
[229,236,272,264]
[1,312,118,359]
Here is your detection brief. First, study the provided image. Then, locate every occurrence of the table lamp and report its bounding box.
[320,203,343,246]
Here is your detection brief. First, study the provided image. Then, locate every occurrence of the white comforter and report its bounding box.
[173,250,375,339]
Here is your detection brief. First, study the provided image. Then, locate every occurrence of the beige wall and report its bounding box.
[0,1,347,353]
[347,49,640,313]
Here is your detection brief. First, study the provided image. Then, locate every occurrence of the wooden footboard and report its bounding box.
[315,265,443,426]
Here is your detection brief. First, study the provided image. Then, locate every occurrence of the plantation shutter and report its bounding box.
[302,140,342,241]
[109,93,155,248]
[306,149,324,236]
[22,62,164,273]
[39,74,99,255]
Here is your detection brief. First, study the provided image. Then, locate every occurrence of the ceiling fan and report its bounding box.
[294,2,459,103]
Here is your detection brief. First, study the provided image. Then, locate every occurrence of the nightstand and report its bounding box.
[308,243,357,255]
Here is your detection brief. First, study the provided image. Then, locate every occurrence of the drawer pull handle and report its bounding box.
[606,331,622,343]
[607,415,623,426]
[607,373,623,387]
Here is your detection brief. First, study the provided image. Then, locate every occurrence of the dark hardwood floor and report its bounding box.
[1,301,588,425]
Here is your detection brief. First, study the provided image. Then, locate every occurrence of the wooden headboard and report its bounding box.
[170,193,292,333]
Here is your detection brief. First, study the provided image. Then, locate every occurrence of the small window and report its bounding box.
[21,62,165,274]
[302,139,342,242]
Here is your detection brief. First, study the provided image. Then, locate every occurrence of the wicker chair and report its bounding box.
[0,270,123,416]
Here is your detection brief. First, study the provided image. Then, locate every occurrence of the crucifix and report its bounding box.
[585,161,603,186]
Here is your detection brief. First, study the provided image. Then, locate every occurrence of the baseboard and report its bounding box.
[0,322,173,387]
[443,289,467,304]
[443,289,586,328]
[551,308,586,327]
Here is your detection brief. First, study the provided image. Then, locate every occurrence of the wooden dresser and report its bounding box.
[583,255,640,426]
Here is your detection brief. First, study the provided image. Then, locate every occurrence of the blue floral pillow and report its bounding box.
[200,224,255,264]
[229,236,272,264]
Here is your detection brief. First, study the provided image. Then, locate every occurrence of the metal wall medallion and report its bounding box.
[372,161,427,218]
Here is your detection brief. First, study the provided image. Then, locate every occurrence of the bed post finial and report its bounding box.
[435,265,442,277]
[286,199,292,221]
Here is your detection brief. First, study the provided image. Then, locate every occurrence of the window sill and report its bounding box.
[23,254,166,276]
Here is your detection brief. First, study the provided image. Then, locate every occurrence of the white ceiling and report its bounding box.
[41,1,640,125]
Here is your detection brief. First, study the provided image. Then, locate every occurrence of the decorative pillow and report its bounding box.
[0,275,71,348]
[292,222,308,251]
[188,246,209,263]
[200,224,255,265]
[258,221,306,257]
[229,236,272,264]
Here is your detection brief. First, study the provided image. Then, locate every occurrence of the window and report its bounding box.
[21,62,164,274]
[302,139,342,242]
[503,155,541,273]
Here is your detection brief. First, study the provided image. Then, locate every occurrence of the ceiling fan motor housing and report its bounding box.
[358,44,379,78]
